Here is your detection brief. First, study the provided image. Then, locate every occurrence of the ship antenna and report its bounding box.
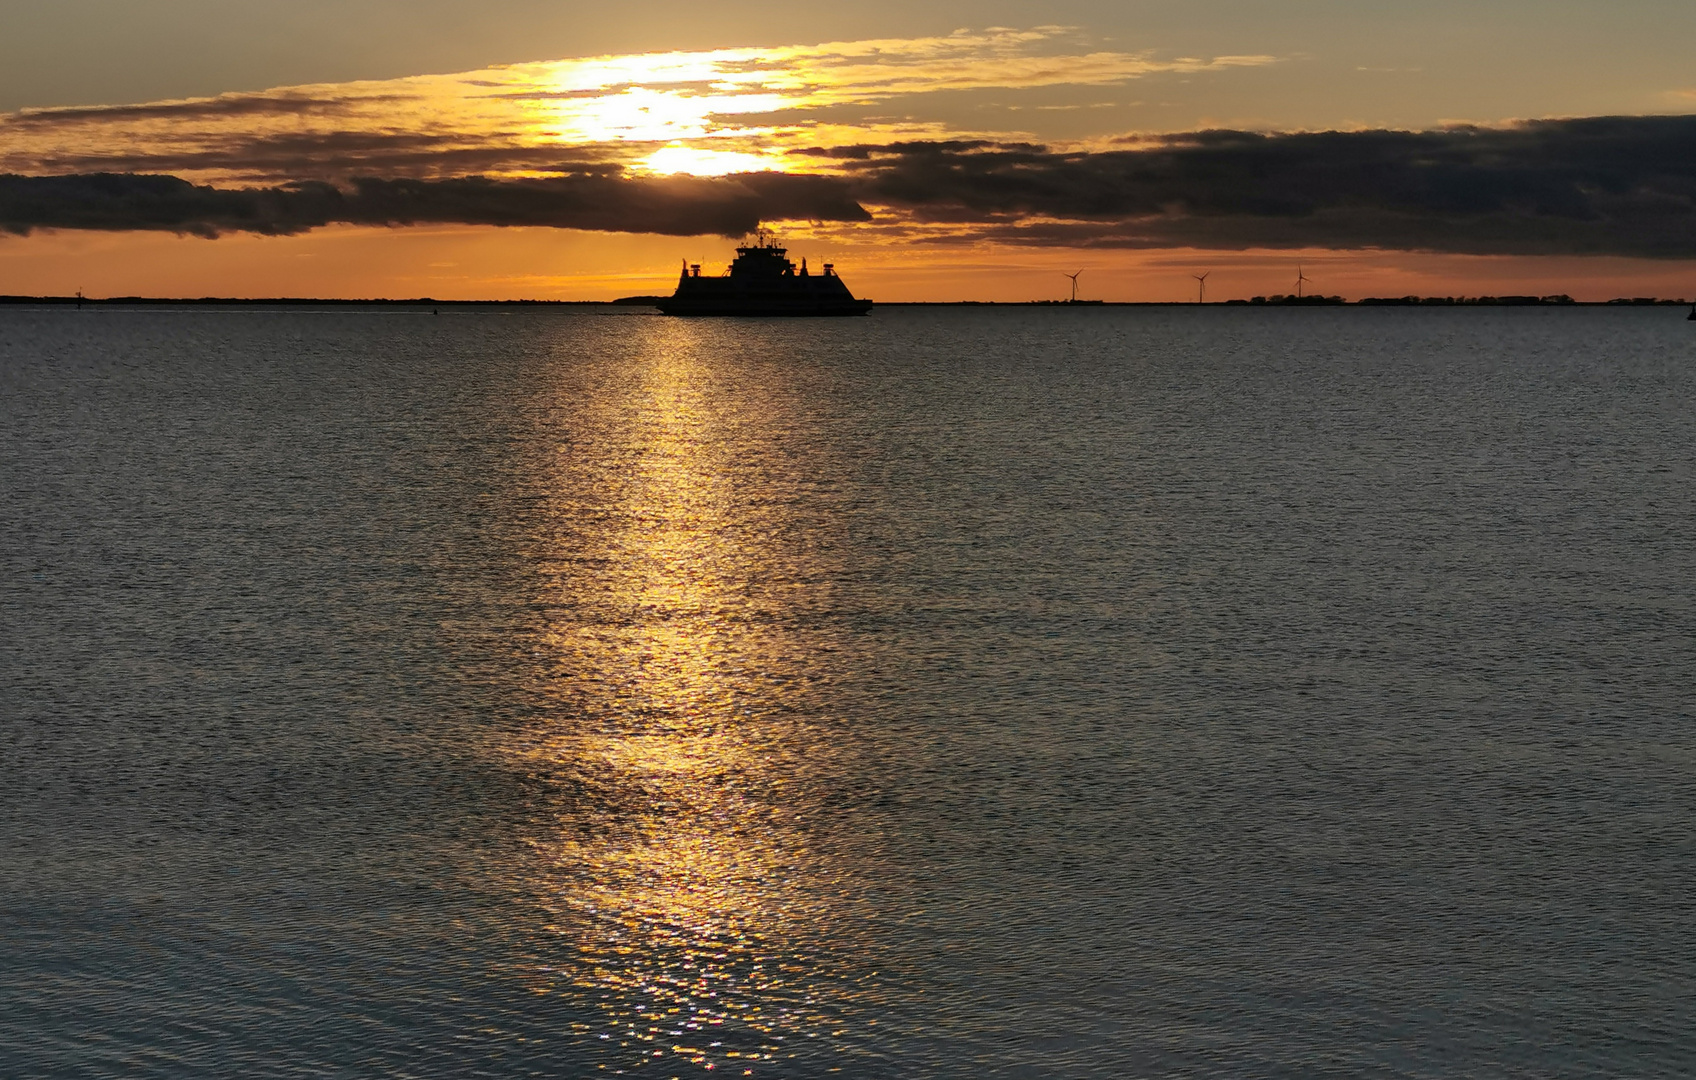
[1064,270,1083,303]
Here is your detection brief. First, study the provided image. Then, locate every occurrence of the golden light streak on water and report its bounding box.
[509,322,870,1075]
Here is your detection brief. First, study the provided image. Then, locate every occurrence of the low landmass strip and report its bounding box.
[1,295,1690,306]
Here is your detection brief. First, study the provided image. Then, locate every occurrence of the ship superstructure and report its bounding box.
[656,232,873,316]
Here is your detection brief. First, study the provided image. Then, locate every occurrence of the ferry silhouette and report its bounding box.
[657,231,873,317]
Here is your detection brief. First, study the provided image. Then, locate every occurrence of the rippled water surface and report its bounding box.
[3,305,1694,1078]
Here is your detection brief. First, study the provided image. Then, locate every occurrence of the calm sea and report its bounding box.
[2,305,1693,1078]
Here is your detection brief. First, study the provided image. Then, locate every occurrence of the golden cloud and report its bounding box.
[0,28,1277,183]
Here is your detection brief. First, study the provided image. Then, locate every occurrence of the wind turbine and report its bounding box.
[1064,270,1083,303]
[1192,271,1211,304]
[1296,264,1312,299]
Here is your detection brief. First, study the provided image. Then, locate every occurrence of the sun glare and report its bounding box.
[641,145,785,176]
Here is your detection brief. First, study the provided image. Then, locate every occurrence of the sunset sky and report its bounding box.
[3,0,1694,300]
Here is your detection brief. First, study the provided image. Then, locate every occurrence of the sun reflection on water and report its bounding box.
[511,323,870,1075]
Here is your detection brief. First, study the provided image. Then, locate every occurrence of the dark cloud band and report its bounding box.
[0,172,871,238]
[841,116,1696,257]
[4,115,1695,256]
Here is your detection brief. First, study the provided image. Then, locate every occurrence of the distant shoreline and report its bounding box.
[2,295,1690,308]
[0,295,609,307]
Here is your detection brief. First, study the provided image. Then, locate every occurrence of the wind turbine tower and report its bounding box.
[1193,271,1211,304]
[1296,264,1312,299]
[1064,270,1083,303]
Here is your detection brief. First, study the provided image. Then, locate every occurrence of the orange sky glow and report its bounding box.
[5,225,1690,304]
[2,26,1693,301]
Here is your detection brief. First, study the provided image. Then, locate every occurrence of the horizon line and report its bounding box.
[4,294,1692,308]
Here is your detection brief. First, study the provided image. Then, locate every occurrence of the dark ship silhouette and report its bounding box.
[656,232,873,316]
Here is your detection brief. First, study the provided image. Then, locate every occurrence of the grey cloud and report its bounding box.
[6,115,1695,256]
[0,172,871,238]
[3,93,405,126]
[838,116,1696,257]
[11,133,568,182]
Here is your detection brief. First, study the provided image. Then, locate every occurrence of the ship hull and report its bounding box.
[656,296,873,317]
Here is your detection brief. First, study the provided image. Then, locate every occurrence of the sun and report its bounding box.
[640,145,787,176]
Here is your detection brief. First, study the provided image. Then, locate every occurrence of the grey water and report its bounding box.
[2,305,1693,1078]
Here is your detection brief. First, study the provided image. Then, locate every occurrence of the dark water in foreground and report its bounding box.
[2,306,1693,1078]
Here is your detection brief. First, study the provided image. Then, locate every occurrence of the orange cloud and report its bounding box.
[0,28,1276,183]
